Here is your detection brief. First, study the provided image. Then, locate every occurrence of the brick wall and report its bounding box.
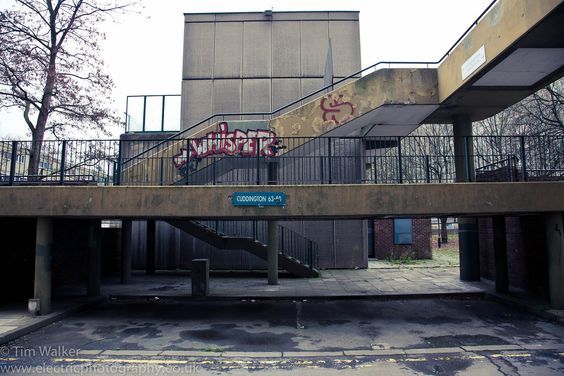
[373,219,432,259]
[478,215,549,296]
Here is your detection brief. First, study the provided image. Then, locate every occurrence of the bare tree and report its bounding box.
[0,0,128,178]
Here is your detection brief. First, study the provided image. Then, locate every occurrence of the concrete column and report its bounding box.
[493,216,509,293]
[544,213,564,308]
[267,220,279,285]
[120,219,132,284]
[146,219,156,275]
[32,218,53,315]
[453,115,480,281]
[87,220,102,297]
[453,115,475,183]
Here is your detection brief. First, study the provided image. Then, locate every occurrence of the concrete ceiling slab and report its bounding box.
[473,48,564,87]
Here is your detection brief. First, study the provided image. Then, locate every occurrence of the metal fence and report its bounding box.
[1,135,562,186]
[0,140,119,185]
[118,135,564,186]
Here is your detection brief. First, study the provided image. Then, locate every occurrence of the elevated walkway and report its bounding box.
[1,182,563,219]
[122,0,564,186]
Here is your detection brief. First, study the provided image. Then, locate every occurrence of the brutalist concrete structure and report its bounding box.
[128,11,370,272]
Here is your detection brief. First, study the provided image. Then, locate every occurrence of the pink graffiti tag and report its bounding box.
[172,122,279,172]
[320,94,355,124]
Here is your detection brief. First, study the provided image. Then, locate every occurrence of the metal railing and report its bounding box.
[199,220,319,270]
[0,140,119,186]
[115,135,564,186]
[123,0,500,162]
[125,94,181,133]
[2,134,562,186]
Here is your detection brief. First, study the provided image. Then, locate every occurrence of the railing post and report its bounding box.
[185,138,190,186]
[114,140,123,186]
[256,137,260,185]
[328,138,333,184]
[161,95,166,132]
[59,140,67,185]
[373,155,378,184]
[142,96,147,132]
[464,136,472,182]
[212,156,216,185]
[9,141,17,186]
[519,136,528,182]
[397,137,403,184]
[425,155,431,183]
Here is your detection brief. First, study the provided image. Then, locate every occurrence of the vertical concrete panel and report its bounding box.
[243,22,271,77]
[301,78,325,97]
[242,79,271,113]
[335,220,367,268]
[329,21,361,77]
[183,23,215,79]
[272,21,301,77]
[214,22,243,78]
[300,21,329,76]
[181,80,213,129]
[272,79,301,111]
[213,79,242,117]
[304,221,336,269]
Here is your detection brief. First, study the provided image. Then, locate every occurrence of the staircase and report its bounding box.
[165,219,320,278]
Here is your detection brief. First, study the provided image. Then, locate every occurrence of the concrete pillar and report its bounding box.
[453,115,480,281]
[146,219,156,275]
[267,220,279,285]
[493,216,509,293]
[453,115,475,183]
[87,220,102,297]
[120,219,132,284]
[32,218,53,315]
[544,213,564,308]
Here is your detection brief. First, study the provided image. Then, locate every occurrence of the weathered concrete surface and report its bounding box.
[123,68,439,185]
[1,182,563,219]
[438,0,563,102]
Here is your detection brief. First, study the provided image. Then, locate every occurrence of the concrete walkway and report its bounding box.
[0,297,103,345]
[99,267,483,299]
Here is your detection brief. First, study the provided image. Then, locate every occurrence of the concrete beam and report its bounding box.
[0,182,563,219]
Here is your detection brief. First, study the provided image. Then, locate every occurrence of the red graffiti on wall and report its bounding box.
[320,94,355,124]
[172,122,279,172]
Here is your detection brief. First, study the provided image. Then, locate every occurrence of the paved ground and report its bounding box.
[1,298,563,375]
[91,267,482,298]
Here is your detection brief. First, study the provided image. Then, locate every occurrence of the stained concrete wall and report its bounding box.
[181,11,361,128]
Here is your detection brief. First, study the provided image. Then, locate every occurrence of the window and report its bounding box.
[39,161,53,170]
[394,218,413,245]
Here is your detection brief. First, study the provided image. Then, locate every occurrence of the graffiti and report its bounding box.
[172,122,279,173]
[320,94,355,125]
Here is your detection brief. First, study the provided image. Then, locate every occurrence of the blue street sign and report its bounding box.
[232,192,286,207]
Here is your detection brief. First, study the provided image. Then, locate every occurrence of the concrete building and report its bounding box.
[1,0,564,314]
[181,11,361,127]
[126,11,374,273]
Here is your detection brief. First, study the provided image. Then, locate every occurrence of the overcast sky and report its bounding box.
[0,0,493,138]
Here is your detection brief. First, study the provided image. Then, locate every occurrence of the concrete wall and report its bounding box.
[181,11,361,128]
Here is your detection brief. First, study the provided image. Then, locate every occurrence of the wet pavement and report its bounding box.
[1,297,563,374]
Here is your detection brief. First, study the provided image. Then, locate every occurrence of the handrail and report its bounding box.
[122,0,499,164]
